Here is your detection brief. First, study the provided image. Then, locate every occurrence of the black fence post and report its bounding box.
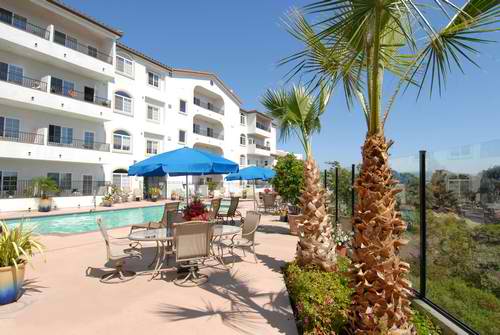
[335,166,339,223]
[419,150,427,298]
[351,164,355,217]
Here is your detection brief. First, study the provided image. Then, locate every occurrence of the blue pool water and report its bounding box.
[5,204,229,235]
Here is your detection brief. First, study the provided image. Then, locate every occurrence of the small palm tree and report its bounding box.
[262,85,337,271]
[281,0,499,332]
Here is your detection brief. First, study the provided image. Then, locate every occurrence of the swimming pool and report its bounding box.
[4,203,229,235]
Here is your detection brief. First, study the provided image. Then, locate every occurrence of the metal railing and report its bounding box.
[53,35,113,64]
[50,84,111,107]
[193,126,224,140]
[193,98,224,115]
[0,71,48,92]
[0,180,109,199]
[256,122,270,132]
[0,17,50,40]
[255,143,271,151]
[0,130,44,145]
[47,137,110,152]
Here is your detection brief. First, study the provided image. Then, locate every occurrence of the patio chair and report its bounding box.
[96,218,142,283]
[217,196,241,225]
[130,201,181,232]
[221,211,261,264]
[259,193,277,213]
[173,221,212,287]
[207,197,222,220]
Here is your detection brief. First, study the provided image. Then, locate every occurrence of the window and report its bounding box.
[13,14,27,30]
[193,124,201,134]
[0,117,20,139]
[82,175,93,195]
[54,30,77,50]
[240,113,246,125]
[207,127,214,138]
[7,64,23,85]
[47,172,72,190]
[248,137,255,145]
[264,160,269,166]
[179,100,187,113]
[240,155,246,166]
[113,130,131,152]
[146,139,159,155]
[87,46,97,58]
[178,130,186,144]
[0,171,17,196]
[50,77,75,97]
[240,134,246,146]
[113,169,130,191]
[193,97,201,106]
[148,71,159,88]
[116,54,134,77]
[114,91,133,115]
[147,105,160,122]
[49,125,73,145]
[84,131,95,149]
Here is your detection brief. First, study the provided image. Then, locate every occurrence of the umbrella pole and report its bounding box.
[186,175,189,204]
[253,180,256,211]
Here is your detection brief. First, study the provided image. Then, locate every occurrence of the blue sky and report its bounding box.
[65,0,500,168]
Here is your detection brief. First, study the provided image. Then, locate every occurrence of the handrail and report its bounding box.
[193,126,224,140]
[50,84,111,107]
[0,71,47,92]
[255,143,271,151]
[193,98,224,115]
[0,130,44,145]
[54,33,112,64]
[48,136,110,152]
[256,122,270,132]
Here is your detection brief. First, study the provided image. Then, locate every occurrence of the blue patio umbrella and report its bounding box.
[129,147,239,201]
[225,166,276,209]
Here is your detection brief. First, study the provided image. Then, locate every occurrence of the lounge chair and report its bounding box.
[259,193,277,213]
[217,196,241,225]
[221,211,261,264]
[96,218,142,283]
[173,221,212,286]
[207,197,222,220]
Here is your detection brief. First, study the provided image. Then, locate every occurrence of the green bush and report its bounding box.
[283,258,353,334]
[411,309,442,335]
[427,277,500,335]
[272,154,304,206]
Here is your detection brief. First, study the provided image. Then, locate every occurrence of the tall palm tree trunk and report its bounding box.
[296,155,337,272]
[350,134,413,334]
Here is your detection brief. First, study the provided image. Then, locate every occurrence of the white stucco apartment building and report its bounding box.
[0,0,277,211]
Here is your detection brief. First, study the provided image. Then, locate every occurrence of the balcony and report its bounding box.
[248,120,272,138]
[193,99,224,115]
[256,122,270,132]
[48,137,110,152]
[193,126,224,140]
[248,143,272,156]
[0,75,112,121]
[49,85,111,108]
[0,20,114,80]
[0,130,44,145]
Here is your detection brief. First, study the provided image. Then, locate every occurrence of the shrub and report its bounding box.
[283,258,353,334]
[427,277,500,335]
[411,309,442,335]
[272,154,304,206]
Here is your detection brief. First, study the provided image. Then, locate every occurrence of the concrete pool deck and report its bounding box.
[0,203,299,335]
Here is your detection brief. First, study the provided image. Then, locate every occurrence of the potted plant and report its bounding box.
[0,221,44,305]
[101,192,113,207]
[31,177,59,212]
[242,188,248,199]
[279,207,288,222]
[287,205,303,236]
[332,224,352,256]
[207,181,217,198]
[171,190,179,200]
[148,186,161,202]
[182,196,208,221]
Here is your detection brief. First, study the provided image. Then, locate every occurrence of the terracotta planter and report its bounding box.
[288,214,304,236]
[102,199,113,207]
[38,198,52,212]
[336,245,347,256]
[150,195,159,202]
[0,263,26,305]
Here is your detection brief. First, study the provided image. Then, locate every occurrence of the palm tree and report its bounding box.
[262,85,337,272]
[281,0,499,333]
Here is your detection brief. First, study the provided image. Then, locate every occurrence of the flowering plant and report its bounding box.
[264,188,272,194]
[183,196,208,221]
[332,224,353,246]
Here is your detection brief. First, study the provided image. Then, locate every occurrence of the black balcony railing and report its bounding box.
[50,85,111,108]
[193,126,224,140]
[0,180,109,199]
[0,71,48,92]
[0,16,50,40]
[0,130,44,145]
[48,137,110,152]
[256,122,270,132]
[193,99,224,115]
[53,36,113,64]
[255,143,271,151]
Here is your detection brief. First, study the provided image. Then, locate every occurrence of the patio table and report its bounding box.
[128,224,241,279]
